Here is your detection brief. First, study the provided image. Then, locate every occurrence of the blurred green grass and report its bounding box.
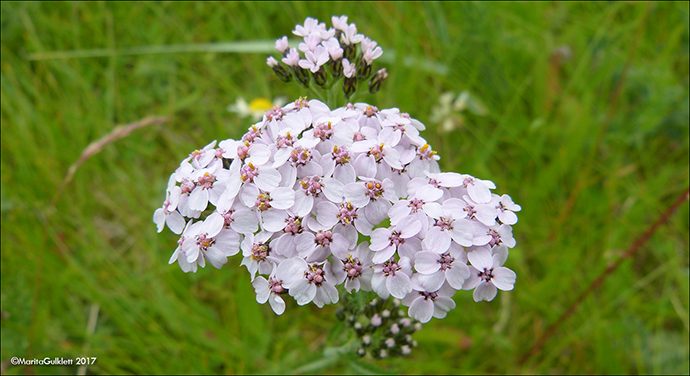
[1,1,688,374]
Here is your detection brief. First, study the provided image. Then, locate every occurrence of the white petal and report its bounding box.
[467,248,494,270]
[365,199,391,225]
[450,221,474,247]
[435,172,464,187]
[388,200,410,225]
[278,164,297,188]
[329,233,349,260]
[293,281,317,305]
[168,247,181,264]
[398,237,421,260]
[492,244,509,266]
[382,146,403,170]
[240,184,259,208]
[353,154,377,179]
[398,216,422,238]
[371,273,389,299]
[446,264,470,290]
[294,232,316,258]
[315,201,339,228]
[491,267,516,291]
[188,188,209,211]
[230,208,259,234]
[276,257,307,287]
[387,273,412,299]
[498,210,518,225]
[414,251,441,274]
[473,281,497,302]
[213,230,240,256]
[322,178,344,203]
[415,184,443,202]
[269,187,295,210]
[422,226,451,254]
[269,295,286,315]
[422,202,443,219]
[419,272,445,292]
[292,191,313,217]
[378,126,401,146]
[247,144,271,166]
[334,164,356,184]
[252,277,270,304]
[166,212,186,235]
[433,297,456,317]
[204,213,225,237]
[468,182,491,204]
[153,208,166,233]
[255,167,282,192]
[369,228,392,251]
[321,283,339,305]
[261,209,288,232]
[354,216,374,236]
[343,183,369,208]
[408,297,434,323]
[371,245,396,264]
[205,247,228,269]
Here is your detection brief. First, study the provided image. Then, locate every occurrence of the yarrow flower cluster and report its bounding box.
[266,16,388,98]
[155,15,520,358]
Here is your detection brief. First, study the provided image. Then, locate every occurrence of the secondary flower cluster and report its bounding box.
[154,97,520,323]
[267,16,388,97]
[337,294,422,359]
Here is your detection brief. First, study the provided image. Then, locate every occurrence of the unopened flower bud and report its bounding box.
[368,68,388,94]
[313,66,327,87]
[267,57,292,83]
[356,58,372,80]
[343,76,357,98]
[370,313,382,327]
[330,58,343,79]
[292,66,310,88]
[385,338,395,348]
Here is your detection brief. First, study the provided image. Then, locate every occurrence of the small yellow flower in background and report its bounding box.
[228,96,287,121]
[430,91,488,133]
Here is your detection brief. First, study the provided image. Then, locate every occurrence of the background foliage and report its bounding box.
[2,2,688,374]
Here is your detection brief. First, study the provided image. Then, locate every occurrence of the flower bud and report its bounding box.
[267,57,292,83]
[368,68,388,94]
[343,76,357,98]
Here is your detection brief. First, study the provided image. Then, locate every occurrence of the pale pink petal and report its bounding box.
[473,281,497,302]
[414,251,441,274]
[188,188,209,211]
[153,208,166,233]
[408,297,434,323]
[446,264,470,289]
[269,295,286,315]
[254,168,282,192]
[491,267,516,291]
[261,209,288,232]
[371,273,389,299]
[467,248,493,271]
[419,272,445,292]
[387,273,412,299]
[422,226,451,254]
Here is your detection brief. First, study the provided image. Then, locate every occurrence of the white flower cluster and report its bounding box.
[267,16,387,96]
[154,97,521,323]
